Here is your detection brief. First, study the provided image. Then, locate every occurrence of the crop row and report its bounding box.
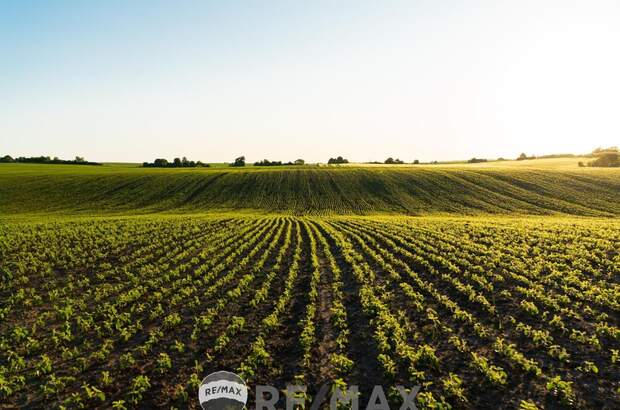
[1,215,619,408]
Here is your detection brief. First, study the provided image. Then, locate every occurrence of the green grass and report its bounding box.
[1,161,619,216]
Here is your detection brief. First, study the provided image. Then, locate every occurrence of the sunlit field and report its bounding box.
[1,162,619,409]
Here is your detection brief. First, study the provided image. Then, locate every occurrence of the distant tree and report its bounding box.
[294,159,305,165]
[254,159,283,166]
[591,146,618,155]
[468,158,488,163]
[538,154,575,159]
[327,156,349,164]
[385,157,395,164]
[588,152,620,167]
[517,153,528,161]
[153,158,169,167]
[232,156,246,167]
[413,159,419,164]
[143,157,207,168]
[0,155,100,165]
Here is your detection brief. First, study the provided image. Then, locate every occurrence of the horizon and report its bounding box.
[0,148,608,165]
[1,1,619,163]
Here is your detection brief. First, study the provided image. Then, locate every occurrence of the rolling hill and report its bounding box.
[1,161,619,216]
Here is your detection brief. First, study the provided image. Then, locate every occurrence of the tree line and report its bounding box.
[253,158,305,166]
[229,156,306,167]
[0,155,101,165]
[142,157,209,168]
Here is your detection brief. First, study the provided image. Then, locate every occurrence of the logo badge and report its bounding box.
[199,371,248,410]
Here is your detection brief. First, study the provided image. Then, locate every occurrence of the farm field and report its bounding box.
[1,214,619,409]
[1,163,620,409]
[1,162,620,216]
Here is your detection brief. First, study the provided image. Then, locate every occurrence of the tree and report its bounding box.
[143,157,207,168]
[254,159,283,166]
[328,156,348,164]
[592,146,618,155]
[413,159,419,164]
[517,153,528,161]
[294,159,305,165]
[588,152,620,167]
[385,157,395,164]
[232,156,246,167]
[0,154,99,165]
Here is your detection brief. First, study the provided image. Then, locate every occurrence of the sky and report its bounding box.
[1,0,619,163]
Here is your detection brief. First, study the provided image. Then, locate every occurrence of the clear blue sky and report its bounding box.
[1,0,619,163]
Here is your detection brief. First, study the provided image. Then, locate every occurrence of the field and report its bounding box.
[1,161,620,216]
[1,162,619,409]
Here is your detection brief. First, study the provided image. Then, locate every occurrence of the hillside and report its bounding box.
[1,161,619,216]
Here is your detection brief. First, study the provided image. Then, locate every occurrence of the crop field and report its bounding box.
[2,163,620,216]
[1,162,620,409]
[1,214,619,409]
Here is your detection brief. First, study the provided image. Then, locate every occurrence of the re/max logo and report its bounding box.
[253,384,421,410]
[203,385,244,396]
